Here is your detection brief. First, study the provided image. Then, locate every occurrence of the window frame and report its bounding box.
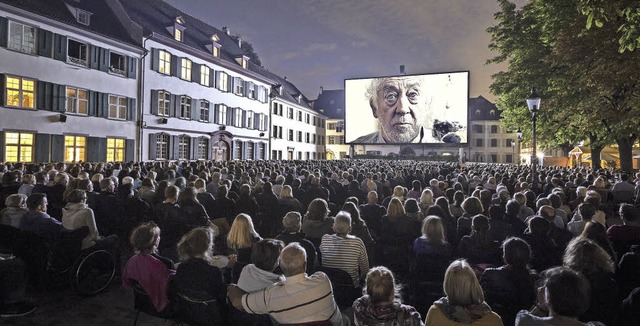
[109,51,127,77]
[106,138,125,162]
[158,50,171,75]
[155,134,169,160]
[5,76,35,109]
[179,95,192,120]
[200,66,210,87]
[180,58,192,81]
[4,131,34,163]
[65,86,88,115]
[177,135,190,160]
[217,72,229,92]
[64,135,86,162]
[8,21,36,54]
[157,90,171,117]
[67,38,88,67]
[199,100,210,122]
[197,137,208,160]
[108,95,127,120]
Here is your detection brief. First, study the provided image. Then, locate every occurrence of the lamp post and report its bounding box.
[516,128,522,166]
[526,89,541,192]
[511,140,515,164]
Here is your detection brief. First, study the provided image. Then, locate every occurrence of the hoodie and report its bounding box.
[62,202,99,249]
[237,263,281,292]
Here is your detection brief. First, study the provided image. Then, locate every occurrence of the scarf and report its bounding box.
[433,297,492,324]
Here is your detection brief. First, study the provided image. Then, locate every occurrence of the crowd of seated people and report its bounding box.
[2,159,640,325]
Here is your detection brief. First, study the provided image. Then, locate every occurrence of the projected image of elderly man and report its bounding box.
[354,76,435,143]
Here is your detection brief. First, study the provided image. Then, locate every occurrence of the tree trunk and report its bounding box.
[616,134,637,172]
[590,145,604,169]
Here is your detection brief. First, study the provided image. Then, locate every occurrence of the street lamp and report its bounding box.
[516,128,522,165]
[526,88,541,192]
[511,139,515,164]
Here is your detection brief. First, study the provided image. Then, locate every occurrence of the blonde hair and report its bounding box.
[178,227,214,262]
[563,238,615,275]
[281,185,293,198]
[443,259,484,306]
[130,222,161,254]
[422,215,445,244]
[227,213,260,250]
[420,188,434,207]
[365,266,398,305]
[386,197,406,219]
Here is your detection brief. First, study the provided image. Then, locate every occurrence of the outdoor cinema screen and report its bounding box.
[344,71,469,145]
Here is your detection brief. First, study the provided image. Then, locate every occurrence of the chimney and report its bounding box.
[400,65,405,75]
[237,36,242,48]
[284,76,287,81]
[320,86,323,95]
[222,26,229,35]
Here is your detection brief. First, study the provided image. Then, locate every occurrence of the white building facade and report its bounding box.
[0,0,143,163]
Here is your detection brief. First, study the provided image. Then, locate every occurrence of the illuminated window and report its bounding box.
[66,87,88,115]
[67,39,88,66]
[200,101,210,122]
[4,132,33,163]
[174,28,182,42]
[234,77,244,95]
[64,136,86,162]
[159,50,171,75]
[5,76,35,109]
[177,135,189,160]
[179,96,191,119]
[200,66,210,87]
[180,58,192,80]
[106,138,125,162]
[155,134,169,160]
[108,95,127,120]
[328,136,335,145]
[157,90,171,116]
[212,46,220,58]
[217,72,229,92]
[8,21,36,54]
[197,138,208,160]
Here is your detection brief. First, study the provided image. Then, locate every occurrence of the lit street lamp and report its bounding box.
[526,89,541,192]
[516,128,522,165]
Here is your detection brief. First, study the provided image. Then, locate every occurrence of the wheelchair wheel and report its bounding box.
[72,249,116,295]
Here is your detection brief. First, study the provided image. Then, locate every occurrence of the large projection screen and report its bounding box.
[345,71,469,144]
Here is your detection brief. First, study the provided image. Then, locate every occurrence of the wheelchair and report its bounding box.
[47,226,117,295]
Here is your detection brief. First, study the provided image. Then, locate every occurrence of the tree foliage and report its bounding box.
[230,35,263,67]
[487,0,640,170]
[578,0,640,52]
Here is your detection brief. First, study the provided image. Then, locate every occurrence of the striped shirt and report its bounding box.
[319,234,369,286]
[242,272,346,325]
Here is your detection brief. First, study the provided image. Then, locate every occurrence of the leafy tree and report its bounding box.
[230,35,262,67]
[487,0,640,170]
[578,0,640,52]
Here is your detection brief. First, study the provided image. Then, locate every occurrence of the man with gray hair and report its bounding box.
[319,211,369,287]
[276,211,317,271]
[227,243,349,325]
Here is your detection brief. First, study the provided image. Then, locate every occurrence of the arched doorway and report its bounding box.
[210,130,233,162]
[326,150,335,160]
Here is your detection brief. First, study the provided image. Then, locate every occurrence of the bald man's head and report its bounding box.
[278,243,307,276]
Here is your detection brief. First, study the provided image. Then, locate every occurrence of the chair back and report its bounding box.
[48,226,89,273]
[316,266,360,309]
[174,292,225,326]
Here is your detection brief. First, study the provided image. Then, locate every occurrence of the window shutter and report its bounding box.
[170,135,179,160]
[227,75,232,92]
[127,56,137,79]
[215,71,222,90]
[37,29,53,57]
[207,138,213,160]
[0,132,4,162]
[213,104,219,124]
[241,110,247,128]
[127,97,136,121]
[192,63,201,83]
[88,91,97,116]
[0,74,4,106]
[0,17,7,48]
[41,82,53,111]
[34,133,50,162]
[99,48,109,72]
[36,81,46,110]
[191,98,199,121]
[229,107,236,126]
[253,112,259,129]
[209,69,215,88]
[51,135,65,162]
[151,49,159,72]
[190,137,197,160]
[148,133,157,160]
[264,116,269,131]
[87,137,101,162]
[170,55,178,76]
[98,138,107,162]
[244,81,250,97]
[52,84,66,112]
[171,95,179,117]
[150,90,159,115]
[125,139,135,162]
[100,92,109,117]
[208,104,213,123]
[53,34,67,61]
[89,45,100,69]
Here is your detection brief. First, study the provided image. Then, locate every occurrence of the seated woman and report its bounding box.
[173,227,228,324]
[227,214,262,267]
[237,239,284,292]
[425,259,503,326]
[515,267,605,326]
[458,215,502,267]
[302,198,335,248]
[353,266,424,326]
[0,194,28,228]
[122,223,175,315]
[413,216,453,280]
[480,237,537,326]
[62,189,105,250]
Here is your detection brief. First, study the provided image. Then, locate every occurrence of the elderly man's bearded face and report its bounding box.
[371,77,429,143]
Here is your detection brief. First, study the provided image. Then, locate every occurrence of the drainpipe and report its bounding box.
[137,36,150,162]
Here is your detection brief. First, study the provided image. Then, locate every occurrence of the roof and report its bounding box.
[0,0,140,46]
[313,89,345,119]
[120,0,272,81]
[468,96,501,121]
[258,70,315,111]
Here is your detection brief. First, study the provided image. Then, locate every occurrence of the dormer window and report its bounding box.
[174,29,182,42]
[490,109,496,115]
[169,17,186,42]
[235,55,249,69]
[297,94,302,103]
[206,35,222,58]
[76,9,91,26]
[476,109,481,115]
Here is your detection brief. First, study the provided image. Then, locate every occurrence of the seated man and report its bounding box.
[319,211,369,287]
[227,243,349,325]
[18,193,61,244]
